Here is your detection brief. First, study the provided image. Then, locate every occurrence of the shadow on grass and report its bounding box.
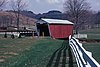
[46,40,69,67]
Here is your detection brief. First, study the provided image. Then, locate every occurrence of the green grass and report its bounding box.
[83,43,100,64]
[87,34,100,39]
[0,39,34,54]
[79,28,100,39]
[78,28,100,64]
[0,37,64,67]
[0,37,36,66]
[79,28,100,34]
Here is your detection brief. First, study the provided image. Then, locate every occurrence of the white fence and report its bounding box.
[69,35,100,67]
[0,32,19,36]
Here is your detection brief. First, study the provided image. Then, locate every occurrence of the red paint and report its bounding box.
[49,24,73,38]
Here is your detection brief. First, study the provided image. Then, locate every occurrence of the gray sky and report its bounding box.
[28,0,65,14]
[87,0,100,11]
[7,0,100,14]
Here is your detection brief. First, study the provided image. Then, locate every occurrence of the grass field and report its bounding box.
[83,43,100,64]
[79,28,100,39]
[79,28,100,34]
[79,28,100,64]
[0,36,64,67]
[0,37,36,66]
[0,30,100,66]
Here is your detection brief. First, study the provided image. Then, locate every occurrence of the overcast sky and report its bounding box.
[28,0,65,14]
[8,0,100,14]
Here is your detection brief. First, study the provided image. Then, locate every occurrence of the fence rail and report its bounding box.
[69,35,100,67]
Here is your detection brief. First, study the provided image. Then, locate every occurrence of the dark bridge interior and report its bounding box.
[37,23,50,36]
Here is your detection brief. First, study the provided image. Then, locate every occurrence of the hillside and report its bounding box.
[0,11,37,31]
[35,10,65,19]
[13,10,66,20]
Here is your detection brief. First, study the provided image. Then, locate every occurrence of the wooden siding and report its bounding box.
[49,24,73,38]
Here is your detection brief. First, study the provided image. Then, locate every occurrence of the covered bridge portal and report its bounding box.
[37,18,74,39]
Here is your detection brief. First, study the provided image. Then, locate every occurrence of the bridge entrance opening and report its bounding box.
[37,23,50,36]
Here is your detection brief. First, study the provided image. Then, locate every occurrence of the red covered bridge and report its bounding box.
[37,18,74,39]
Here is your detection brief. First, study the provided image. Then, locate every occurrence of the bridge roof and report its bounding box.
[41,18,74,24]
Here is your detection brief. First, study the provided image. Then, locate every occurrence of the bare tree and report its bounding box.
[64,0,90,34]
[10,0,27,30]
[0,0,6,10]
[0,0,7,27]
